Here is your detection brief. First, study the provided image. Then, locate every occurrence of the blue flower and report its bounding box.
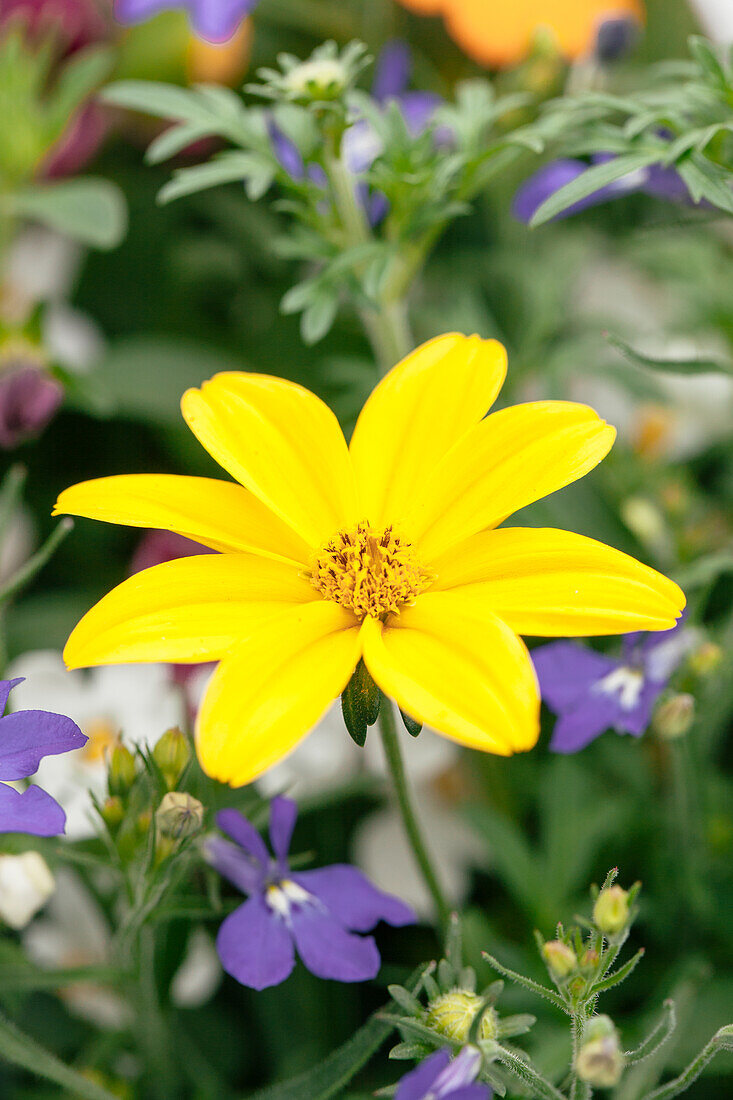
[513,156,693,225]
[396,1048,492,1100]
[0,678,86,836]
[114,0,258,43]
[532,621,695,754]
[206,796,415,990]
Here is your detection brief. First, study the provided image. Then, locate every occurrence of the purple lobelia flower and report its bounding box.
[513,156,692,225]
[206,796,415,990]
[114,0,258,42]
[396,1047,492,1100]
[0,678,87,836]
[532,621,696,754]
[0,366,64,450]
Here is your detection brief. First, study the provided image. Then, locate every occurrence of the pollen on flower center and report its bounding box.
[310,522,430,620]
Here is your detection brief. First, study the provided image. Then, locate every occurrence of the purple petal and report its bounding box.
[216,808,269,866]
[268,796,297,865]
[595,17,640,63]
[294,864,415,932]
[289,906,381,982]
[0,679,23,718]
[0,368,64,450]
[189,0,258,42]
[398,91,441,137]
[618,679,663,736]
[512,158,642,224]
[216,894,295,990]
[372,41,412,102]
[396,1050,452,1100]
[644,165,691,204]
[532,642,619,712]
[205,836,265,895]
[0,782,66,837]
[0,711,87,781]
[269,122,306,181]
[129,530,212,575]
[549,696,623,753]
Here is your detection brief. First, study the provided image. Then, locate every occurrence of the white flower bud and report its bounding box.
[0,852,55,930]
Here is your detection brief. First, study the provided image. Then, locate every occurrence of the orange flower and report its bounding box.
[397,0,644,67]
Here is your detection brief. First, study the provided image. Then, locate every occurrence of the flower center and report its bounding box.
[265,879,313,921]
[81,719,119,764]
[310,522,430,620]
[594,667,645,711]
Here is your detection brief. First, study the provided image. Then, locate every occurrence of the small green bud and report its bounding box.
[689,641,722,677]
[426,990,498,1043]
[576,1016,625,1088]
[108,745,137,797]
[542,940,577,979]
[100,796,125,830]
[580,948,600,971]
[593,885,630,936]
[153,727,191,788]
[156,792,204,840]
[653,693,695,740]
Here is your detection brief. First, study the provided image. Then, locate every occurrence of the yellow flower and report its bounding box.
[397,0,644,68]
[55,334,684,786]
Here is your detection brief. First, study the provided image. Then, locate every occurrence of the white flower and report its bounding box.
[170,928,222,1008]
[3,227,83,315]
[0,852,55,930]
[6,652,186,838]
[24,870,132,1029]
[689,0,733,42]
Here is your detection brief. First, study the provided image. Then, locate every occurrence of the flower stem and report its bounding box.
[323,145,414,372]
[377,700,451,930]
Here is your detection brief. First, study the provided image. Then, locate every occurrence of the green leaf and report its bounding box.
[0,1010,119,1100]
[529,152,659,226]
[247,1009,396,1100]
[91,335,245,426]
[341,659,380,747]
[102,79,211,122]
[399,709,423,737]
[300,290,338,345]
[606,333,733,376]
[158,152,275,204]
[8,178,127,249]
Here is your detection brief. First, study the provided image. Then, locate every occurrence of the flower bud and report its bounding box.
[580,948,600,971]
[653,694,695,740]
[0,852,55,930]
[426,990,498,1043]
[593,885,630,936]
[153,727,191,789]
[284,57,348,100]
[689,642,723,677]
[108,745,137,797]
[576,1016,625,1088]
[542,940,577,979]
[100,795,125,830]
[156,792,204,840]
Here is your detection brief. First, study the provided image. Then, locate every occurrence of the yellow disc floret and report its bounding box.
[310,522,430,620]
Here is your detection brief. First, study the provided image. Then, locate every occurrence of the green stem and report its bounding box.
[323,145,413,371]
[377,701,451,929]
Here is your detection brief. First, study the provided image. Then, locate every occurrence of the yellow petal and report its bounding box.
[196,602,361,786]
[181,373,358,549]
[431,527,686,635]
[362,592,539,754]
[349,334,507,531]
[406,401,616,562]
[64,554,317,669]
[54,474,311,563]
